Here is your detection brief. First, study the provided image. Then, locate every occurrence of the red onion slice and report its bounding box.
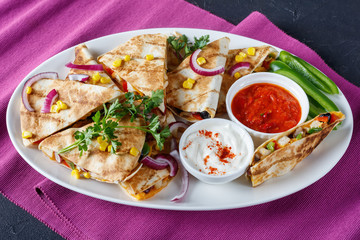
[54,152,62,163]
[65,62,103,71]
[41,89,58,113]
[21,72,59,112]
[190,49,225,76]
[155,154,178,177]
[228,62,251,77]
[170,149,189,202]
[141,156,168,170]
[169,121,189,138]
[68,74,89,82]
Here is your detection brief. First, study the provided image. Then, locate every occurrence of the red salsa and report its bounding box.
[231,83,301,133]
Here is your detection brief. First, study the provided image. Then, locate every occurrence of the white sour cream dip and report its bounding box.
[182,124,249,176]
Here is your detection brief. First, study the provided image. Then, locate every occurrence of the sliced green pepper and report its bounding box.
[269,61,339,112]
[308,127,323,134]
[278,51,333,94]
[293,55,339,94]
[308,95,326,118]
[296,133,303,140]
[141,142,150,156]
[266,141,275,151]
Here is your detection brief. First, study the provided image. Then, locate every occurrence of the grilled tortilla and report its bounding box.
[120,165,172,200]
[217,46,278,113]
[166,37,230,122]
[246,112,345,187]
[66,44,119,90]
[39,117,146,183]
[97,33,168,111]
[20,79,122,147]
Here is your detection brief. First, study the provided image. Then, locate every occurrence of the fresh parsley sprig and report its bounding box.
[59,90,169,156]
[167,34,210,59]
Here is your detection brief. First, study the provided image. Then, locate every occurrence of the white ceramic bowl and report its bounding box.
[226,72,309,147]
[179,118,254,184]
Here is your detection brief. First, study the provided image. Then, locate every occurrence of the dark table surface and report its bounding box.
[2,1,359,239]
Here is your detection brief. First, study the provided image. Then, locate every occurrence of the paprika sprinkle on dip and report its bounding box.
[182,124,249,176]
[231,83,301,133]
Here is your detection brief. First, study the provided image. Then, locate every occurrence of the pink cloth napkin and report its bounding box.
[1,0,359,239]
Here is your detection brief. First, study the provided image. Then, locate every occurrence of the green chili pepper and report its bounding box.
[293,55,339,94]
[278,51,333,94]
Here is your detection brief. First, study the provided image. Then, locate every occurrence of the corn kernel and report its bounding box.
[71,169,80,179]
[50,105,60,113]
[124,55,131,61]
[107,145,112,152]
[97,136,104,144]
[247,47,256,56]
[22,131,32,139]
[26,87,32,94]
[187,78,195,84]
[234,72,241,79]
[145,54,154,61]
[99,141,108,151]
[83,172,91,179]
[100,77,111,84]
[92,72,101,82]
[235,55,245,63]
[112,59,122,67]
[239,52,247,58]
[182,80,194,89]
[129,147,139,156]
[56,100,68,110]
[196,57,206,65]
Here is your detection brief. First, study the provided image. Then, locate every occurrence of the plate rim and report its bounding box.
[6,27,354,211]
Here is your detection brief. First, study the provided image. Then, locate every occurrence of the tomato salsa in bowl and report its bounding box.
[226,72,309,146]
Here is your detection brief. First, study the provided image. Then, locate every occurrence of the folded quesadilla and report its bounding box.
[120,165,172,200]
[39,117,146,183]
[166,37,230,122]
[217,46,278,113]
[20,79,122,146]
[97,33,168,112]
[246,112,345,187]
[66,44,119,90]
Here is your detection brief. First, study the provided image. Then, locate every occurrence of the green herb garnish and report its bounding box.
[59,90,169,156]
[167,34,210,59]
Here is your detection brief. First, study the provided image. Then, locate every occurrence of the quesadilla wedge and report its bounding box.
[39,116,146,183]
[66,43,119,90]
[166,37,230,122]
[120,165,172,200]
[217,46,278,113]
[97,33,168,112]
[246,111,345,187]
[20,79,122,147]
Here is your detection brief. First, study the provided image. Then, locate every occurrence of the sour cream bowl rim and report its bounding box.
[225,72,309,145]
[179,118,254,184]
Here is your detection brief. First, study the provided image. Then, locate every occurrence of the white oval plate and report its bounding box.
[6,28,353,210]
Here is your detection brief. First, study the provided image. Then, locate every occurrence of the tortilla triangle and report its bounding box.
[20,79,123,146]
[66,43,119,90]
[39,116,146,182]
[166,37,230,122]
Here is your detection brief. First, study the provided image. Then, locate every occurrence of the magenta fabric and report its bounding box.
[1,0,359,239]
